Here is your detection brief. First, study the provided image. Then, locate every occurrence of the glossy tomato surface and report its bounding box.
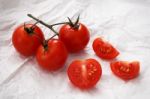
[110,61,140,80]
[59,23,90,53]
[36,39,68,71]
[12,24,44,56]
[93,38,119,59]
[67,58,102,89]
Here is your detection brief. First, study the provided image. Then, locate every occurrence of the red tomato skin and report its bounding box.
[93,38,119,59]
[36,39,68,71]
[59,23,90,53]
[67,59,102,89]
[110,61,140,80]
[12,24,44,56]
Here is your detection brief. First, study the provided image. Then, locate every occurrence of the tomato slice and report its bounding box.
[67,59,102,89]
[92,38,119,59]
[110,61,140,80]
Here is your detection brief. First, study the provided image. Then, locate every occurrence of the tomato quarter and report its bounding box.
[12,24,44,56]
[67,58,102,89]
[93,38,119,59]
[59,23,90,53]
[36,39,68,71]
[110,61,140,80]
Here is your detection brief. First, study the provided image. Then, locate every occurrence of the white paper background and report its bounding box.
[0,0,150,99]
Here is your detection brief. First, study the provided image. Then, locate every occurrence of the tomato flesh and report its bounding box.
[59,23,90,53]
[12,24,44,56]
[67,58,102,89]
[93,38,119,59]
[110,61,140,80]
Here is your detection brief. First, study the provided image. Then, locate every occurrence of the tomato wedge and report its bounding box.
[67,58,102,89]
[110,61,140,80]
[92,38,119,59]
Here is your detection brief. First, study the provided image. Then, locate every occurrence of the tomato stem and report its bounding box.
[27,14,59,35]
[30,21,39,30]
[50,22,69,27]
[42,40,48,51]
[47,34,58,41]
[28,14,81,33]
[42,34,57,51]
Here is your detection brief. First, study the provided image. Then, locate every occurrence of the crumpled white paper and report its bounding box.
[0,0,150,99]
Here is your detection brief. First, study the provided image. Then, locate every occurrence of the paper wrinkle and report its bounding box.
[0,0,150,99]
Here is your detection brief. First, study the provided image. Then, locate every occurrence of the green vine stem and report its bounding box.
[28,14,69,35]
[28,14,59,35]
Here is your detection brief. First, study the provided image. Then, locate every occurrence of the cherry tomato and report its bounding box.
[110,61,140,80]
[36,39,68,71]
[59,23,90,53]
[67,58,102,89]
[12,24,44,56]
[93,38,119,59]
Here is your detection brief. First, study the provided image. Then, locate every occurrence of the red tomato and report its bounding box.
[36,39,68,71]
[67,58,102,89]
[12,24,44,56]
[93,38,119,59]
[59,23,90,53]
[110,61,140,80]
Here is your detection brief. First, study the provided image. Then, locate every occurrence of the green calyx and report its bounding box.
[67,15,80,29]
[24,27,34,34]
[24,22,38,35]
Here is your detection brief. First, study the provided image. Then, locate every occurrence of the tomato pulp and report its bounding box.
[110,61,140,80]
[67,58,102,89]
[93,37,119,59]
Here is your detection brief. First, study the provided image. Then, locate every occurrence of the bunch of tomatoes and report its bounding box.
[12,14,140,89]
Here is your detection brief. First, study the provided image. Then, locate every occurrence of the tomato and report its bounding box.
[110,61,140,80]
[12,24,44,56]
[59,23,90,53]
[93,38,119,59]
[36,39,68,71]
[67,58,102,89]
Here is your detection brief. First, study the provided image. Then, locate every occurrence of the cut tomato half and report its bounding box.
[67,58,102,89]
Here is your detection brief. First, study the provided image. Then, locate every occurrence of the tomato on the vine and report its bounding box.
[12,24,44,56]
[93,37,119,59]
[110,61,140,80]
[67,58,102,89]
[36,39,68,71]
[28,14,90,53]
[59,23,90,53]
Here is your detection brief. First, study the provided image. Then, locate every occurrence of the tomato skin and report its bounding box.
[110,61,140,80]
[67,58,102,89]
[36,39,68,71]
[93,38,119,59]
[59,23,90,53]
[12,24,44,56]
